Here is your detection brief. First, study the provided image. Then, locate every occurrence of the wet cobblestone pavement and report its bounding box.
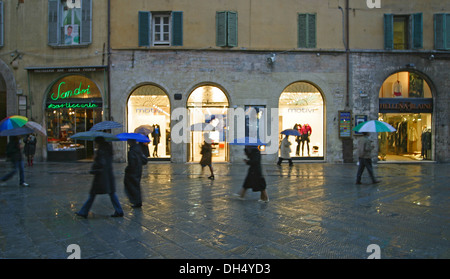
[0,161,449,259]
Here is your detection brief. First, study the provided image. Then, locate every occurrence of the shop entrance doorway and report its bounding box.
[128,85,171,160]
[378,71,433,161]
[187,85,229,163]
[279,82,325,159]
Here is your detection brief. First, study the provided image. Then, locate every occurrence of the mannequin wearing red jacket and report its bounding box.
[300,124,312,156]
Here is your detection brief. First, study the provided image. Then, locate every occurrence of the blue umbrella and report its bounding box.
[116,133,150,143]
[90,121,123,131]
[0,126,34,137]
[280,129,301,136]
[229,137,266,146]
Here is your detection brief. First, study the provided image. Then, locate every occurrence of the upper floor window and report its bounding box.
[138,11,183,47]
[216,11,238,47]
[298,13,316,48]
[384,13,423,50]
[434,13,450,50]
[48,0,92,46]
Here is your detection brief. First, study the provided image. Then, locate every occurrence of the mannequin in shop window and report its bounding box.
[421,126,431,160]
[293,123,302,156]
[151,124,161,157]
[301,124,312,156]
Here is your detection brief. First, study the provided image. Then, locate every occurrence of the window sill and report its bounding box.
[48,43,91,49]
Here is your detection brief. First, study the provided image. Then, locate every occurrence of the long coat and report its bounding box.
[279,137,291,159]
[23,135,37,156]
[242,146,266,192]
[89,143,116,195]
[199,142,212,166]
[124,143,147,205]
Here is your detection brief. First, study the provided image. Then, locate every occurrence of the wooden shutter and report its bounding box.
[48,0,59,45]
[434,13,449,50]
[172,11,183,46]
[411,13,423,49]
[227,11,238,47]
[307,13,316,48]
[384,14,394,50]
[138,11,151,47]
[216,11,227,47]
[298,14,316,48]
[81,0,92,44]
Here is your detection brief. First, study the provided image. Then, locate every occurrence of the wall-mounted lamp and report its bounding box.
[429,55,435,61]
[267,53,276,65]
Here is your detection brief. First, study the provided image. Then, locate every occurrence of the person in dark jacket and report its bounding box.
[124,139,147,208]
[23,134,37,167]
[199,134,214,180]
[76,136,123,218]
[236,145,269,202]
[1,136,28,186]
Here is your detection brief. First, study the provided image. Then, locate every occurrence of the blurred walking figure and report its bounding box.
[76,136,123,218]
[237,146,269,202]
[23,133,37,167]
[199,134,214,180]
[277,135,293,166]
[356,132,381,184]
[124,139,148,208]
[1,136,28,186]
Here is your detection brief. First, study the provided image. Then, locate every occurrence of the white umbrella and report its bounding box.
[24,121,47,136]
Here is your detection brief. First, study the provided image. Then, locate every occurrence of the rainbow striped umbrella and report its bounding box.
[0,115,28,132]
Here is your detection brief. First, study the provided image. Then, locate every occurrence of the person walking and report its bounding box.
[356,132,381,184]
[124,139,148,208]
[199,134,214,180]
[236,145,269,202]
[75,136,123,218]
[1,136,29,186]
[277,135,293,166]
[23,133,37,167]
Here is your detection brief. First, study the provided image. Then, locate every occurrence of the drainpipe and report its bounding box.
[107,0,112,120]
[345,0,350,109]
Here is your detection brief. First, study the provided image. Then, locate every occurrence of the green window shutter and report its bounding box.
[216,11,227,47]
[412,13,423,49]
[307,13,316,48]
[227,11,238,47]
[298,14,307,48]
[384,14,394,50]
[81,0,92,44]
[48,0,59,45]
[298,14,316,48]
[434,13,449,50]
[172,11,183,46]
[138,11,151,47]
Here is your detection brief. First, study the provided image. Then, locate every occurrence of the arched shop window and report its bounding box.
[187,85,229,163]
[46,75,103,161]
[378,71,433,161]
[128,85,171,159]
[279,82,324,159]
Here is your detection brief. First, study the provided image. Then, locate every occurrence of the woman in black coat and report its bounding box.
[76,136,124,218]
[236,146,269,202]
[124,139,147,208]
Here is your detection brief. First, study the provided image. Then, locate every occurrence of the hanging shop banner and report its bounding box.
[339,111,352,138]
[379,98,433,113]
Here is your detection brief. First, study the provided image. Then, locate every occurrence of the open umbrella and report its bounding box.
[0,115,28,132]
[134,125,154,135]
[0,126,34,137]
[116,133,151,143]
[24,121,47,136]
[280,129,301,136]
[353,120,396,133]
[70,131,118,141]
[90,121,123,131]
[229,137,266,146]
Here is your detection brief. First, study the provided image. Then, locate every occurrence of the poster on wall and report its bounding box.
[409,73,424,98]
[339,111,352,138]
[354,115,367,135]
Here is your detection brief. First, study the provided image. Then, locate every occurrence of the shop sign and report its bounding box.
[50,82,91,101]
[47,103,100,109]
[379,98,433,113]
